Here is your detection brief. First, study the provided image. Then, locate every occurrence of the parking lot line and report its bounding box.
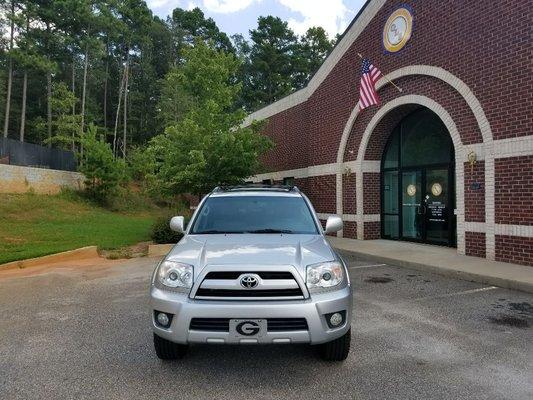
[348,263,387,269]
[413,286,498,301]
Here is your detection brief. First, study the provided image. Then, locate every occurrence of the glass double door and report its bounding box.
[400,167,453,245]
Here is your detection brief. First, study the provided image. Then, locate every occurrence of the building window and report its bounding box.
[262,179,272,185]
[283,177,295,186]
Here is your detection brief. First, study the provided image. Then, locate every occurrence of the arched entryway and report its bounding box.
[380,108,456,246]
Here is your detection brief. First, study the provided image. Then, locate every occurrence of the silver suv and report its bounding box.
[150,185,352,361]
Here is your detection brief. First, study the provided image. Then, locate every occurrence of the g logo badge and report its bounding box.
[236,321,260,336]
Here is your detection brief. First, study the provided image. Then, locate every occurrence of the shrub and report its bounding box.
[151,215,187,244]
[78,124,128,204]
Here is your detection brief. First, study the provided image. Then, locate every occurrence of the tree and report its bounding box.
[3,0,15,138]
[156,66,194,129]
[243,16,298,110]
[78,124,126,202]
[293,27,333,88]
[149,41,272,196]
[12,1,51,142]
[170,7,234,57]
[44,82,81,147]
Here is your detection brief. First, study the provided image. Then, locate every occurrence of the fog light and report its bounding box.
[329,312,343,327]
[157,312,170,327]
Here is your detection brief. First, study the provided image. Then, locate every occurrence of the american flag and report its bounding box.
[358,58,382,110]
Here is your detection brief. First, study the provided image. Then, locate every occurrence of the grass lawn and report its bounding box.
[0,192,163,264]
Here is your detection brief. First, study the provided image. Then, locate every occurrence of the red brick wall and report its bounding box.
[260,101,309,171]
[496,235,533,266]
[465,231,486,258]
[304,175,336,214]
[342,173,356,214]
[464,161,485,222]
[363,173,380,214]
[364,221,380,240]
[254,0,532,264]
[495,156,533,225]
[343,221,357,239]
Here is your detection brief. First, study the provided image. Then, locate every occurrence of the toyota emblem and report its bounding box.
[240,274,259,289]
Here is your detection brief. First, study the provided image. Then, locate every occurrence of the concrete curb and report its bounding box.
[0,246,99,271]
[148,244,173,257]
[332,244,533,294]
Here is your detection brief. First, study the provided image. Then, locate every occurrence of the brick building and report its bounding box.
[246,0,532,266]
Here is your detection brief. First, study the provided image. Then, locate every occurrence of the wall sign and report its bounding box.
[431,182,442,197]
[406,184,417,197]
[383,6,413,53]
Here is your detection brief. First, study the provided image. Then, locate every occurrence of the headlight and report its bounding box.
[306,261,344,290]
[157,261,193,289]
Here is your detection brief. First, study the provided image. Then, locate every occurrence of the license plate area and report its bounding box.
[229,319,267,338]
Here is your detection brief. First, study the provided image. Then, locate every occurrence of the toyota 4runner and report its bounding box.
[150,185,352,361]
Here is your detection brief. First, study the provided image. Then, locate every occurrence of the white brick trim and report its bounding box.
[251,160,378,182]
[464,222,486,233]
[495,224,533,238]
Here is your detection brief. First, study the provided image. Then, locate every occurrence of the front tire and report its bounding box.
[318,328,351,361]
[153,333,188,360]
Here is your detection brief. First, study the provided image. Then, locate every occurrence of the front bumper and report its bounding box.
[150,285,352,345]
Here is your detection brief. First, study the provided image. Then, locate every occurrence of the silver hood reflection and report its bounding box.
[165,234,336,279]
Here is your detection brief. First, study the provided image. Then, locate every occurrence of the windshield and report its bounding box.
[190,195,319,234]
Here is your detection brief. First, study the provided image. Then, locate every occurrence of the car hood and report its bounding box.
[165,234,335,278]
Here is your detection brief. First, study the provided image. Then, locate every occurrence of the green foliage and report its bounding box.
[39,82,80,148]
[0,1,333,152]
[78,124,127,202]
[171,7,234,54]
[156,66,194,128]
[150,215,186,244]
[294,27,334,87]
[148,41,272,196]
[243,16,297,109]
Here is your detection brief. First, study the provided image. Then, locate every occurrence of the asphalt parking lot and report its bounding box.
[0,253,532,400]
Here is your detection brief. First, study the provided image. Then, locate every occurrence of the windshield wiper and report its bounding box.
[247,229,294,234]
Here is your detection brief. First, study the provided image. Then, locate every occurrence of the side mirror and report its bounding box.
[324,215,343,234]
[169,216,185,233]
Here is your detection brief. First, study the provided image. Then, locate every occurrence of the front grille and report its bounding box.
[195,288,303,297]
[189,318,308,332]
[190,318,229,332]
[205,271,294,280]
[267,318,308,332]
[194,269,305,300]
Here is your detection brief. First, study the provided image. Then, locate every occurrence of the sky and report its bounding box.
[146,0,367,39]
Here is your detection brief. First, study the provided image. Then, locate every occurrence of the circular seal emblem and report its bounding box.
[406,184,417,197]
[431,183,443,197]
[383,7,413,53]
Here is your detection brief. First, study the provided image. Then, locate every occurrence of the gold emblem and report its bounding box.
[383,7,413,53]
[431,183,443,197]
[406,184,417,197]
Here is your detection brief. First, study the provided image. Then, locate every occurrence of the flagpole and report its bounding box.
[357,53,402,92]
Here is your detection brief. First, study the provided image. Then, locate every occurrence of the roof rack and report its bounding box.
[212,184,299,193]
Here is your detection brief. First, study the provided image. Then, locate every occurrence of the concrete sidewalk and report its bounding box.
[328,237,533,294]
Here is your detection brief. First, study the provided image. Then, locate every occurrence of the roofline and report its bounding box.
[243,0,385,126]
